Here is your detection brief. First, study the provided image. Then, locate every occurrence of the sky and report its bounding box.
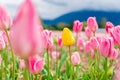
[0,0,120,20]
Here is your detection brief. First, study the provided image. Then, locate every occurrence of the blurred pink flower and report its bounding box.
[105,21,114,33]
[0,5,12,30]
[87,17,98,32]
[73,20,83,33]
[10,0,45,58]
[51,51,60,59]
[109,49,118,60]
[19,59,26,69]
[28,55,45,74]
[110,26,120,46]
[0,55,2,66]
[71,52,80,66]
[85,41,92,53]
[100,37,114,57]
[90,37,99,50]
[85,27,94,38]
[77,37,84,47]
[58,37,63,47]
[0,31,5,50]
[43,30,54,51]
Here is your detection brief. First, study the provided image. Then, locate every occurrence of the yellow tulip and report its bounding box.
[62,28,75,46]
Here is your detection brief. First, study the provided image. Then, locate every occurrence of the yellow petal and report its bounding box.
[62,28,75,46]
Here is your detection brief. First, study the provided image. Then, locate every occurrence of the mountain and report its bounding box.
[43,10,120,25]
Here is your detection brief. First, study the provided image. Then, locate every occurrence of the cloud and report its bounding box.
[0,0,120,20]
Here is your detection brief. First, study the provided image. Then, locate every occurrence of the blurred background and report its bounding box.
[0,0,120,30]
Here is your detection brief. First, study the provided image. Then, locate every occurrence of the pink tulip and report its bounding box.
[105,21,114,33]
[0,5,12,30]
[100,37,114,57]
[19,59,26,69]
[85,41,92,53]
[90,37,99,50]
[73,20,83,33]
[43,30,54,51]
[85,27,94,38]
[0,31,5,50]
[28,55,45,74]
[87,17,98,32]
[0,55,2,66]
[109,49,118,60]
[58,37,63,47]
[79,47,84,53]
[77,37,84,47]
[110,26,120,46]
[51,51,60,59]
[71,52,80,66]
[10,0,45,58]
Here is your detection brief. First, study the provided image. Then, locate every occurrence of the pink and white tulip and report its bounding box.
[71,52,80,66]
[28,55,45,74]
[87,17,98,32]
[10,0,45,58]
[110,26,120,46]
[109,49,118,60]
[90,37,99,50]
[73,20,83,33]
[43,30,54,51]
[0,5,12,30]
[19,59,26,69]
[100,37,114,57]
[105,21,114,33]
[85,27,94,38]
[51,51,60,59]
[77,37,84,47]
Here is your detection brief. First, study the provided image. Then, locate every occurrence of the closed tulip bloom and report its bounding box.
[43,30,54,51]
[58,37,63,47]
[87,17,98,32]
[0,5,12,29]
[109,49,118,60]
[110,26,120,46]
[85,41,92,53]
[100,37,114,57]
[19,59,26,69]
[0,31,5,50]
[71,52,80,66]
[10,0,45,58]
[105,21,114,33]
[73,20,83,33]
[28,55,45,74]
[85,27,94,38]
[62,28,75,46]
[51,51,60,59]
[90,37,99,50]
[77,37,84,47]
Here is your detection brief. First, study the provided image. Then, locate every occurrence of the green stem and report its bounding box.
[24,60,29,80]
[76,65,79,80]
[47,49,50,79]
[104,58,108,80]
[68,46,73,80]
[4,29,15,80]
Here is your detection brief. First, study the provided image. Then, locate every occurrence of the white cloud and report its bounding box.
[0,0,120,20]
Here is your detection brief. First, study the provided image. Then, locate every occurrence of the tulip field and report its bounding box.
[0,0,120,80]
